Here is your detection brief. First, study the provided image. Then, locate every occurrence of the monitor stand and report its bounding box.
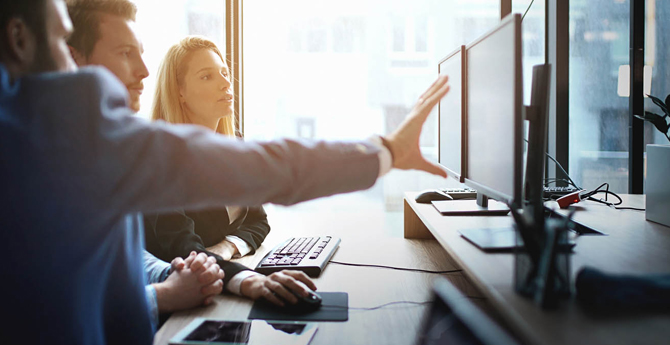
[431,193,510,216]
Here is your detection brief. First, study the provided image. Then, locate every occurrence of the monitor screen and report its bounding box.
[464,14,523,204]
[437,46,466,183]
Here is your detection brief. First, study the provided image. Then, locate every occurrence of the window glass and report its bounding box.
[513,0,546,105]
[569,0,668,193]
[569,0,631,192]
[243,0,500,213]
[645,0,670,177]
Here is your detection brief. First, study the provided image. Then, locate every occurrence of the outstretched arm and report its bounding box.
[36,68,449,221]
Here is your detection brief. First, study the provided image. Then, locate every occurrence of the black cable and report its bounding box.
[524,138,580,189]
[329,260,462,274]
[521,0,536,22]
[543,178,579,189]
[582,183,645,211]
[613,206,646,211]
[322,297,487,311]
[322,301,432,311]
[545,150,579,189]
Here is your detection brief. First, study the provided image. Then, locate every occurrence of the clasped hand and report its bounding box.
[154,251,225,313]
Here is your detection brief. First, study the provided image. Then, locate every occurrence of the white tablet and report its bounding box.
[169,318,318,345]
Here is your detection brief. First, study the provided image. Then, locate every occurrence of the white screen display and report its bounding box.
[466,20,520,201]
[438,49,463,180]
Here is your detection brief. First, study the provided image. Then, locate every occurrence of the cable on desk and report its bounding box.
[329,260,462,274]
[583,183,646,211]
[323,296,488,311]
[326,301,432,311]
[613,206,646,211]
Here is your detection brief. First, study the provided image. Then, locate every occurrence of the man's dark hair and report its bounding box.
[0,0,48,49]
[66,0,137,58]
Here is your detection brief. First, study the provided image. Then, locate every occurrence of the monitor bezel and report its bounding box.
[437,45,467,183]
[463,13,524,205]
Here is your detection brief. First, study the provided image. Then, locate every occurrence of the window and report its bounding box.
[243,0,501,213]
[568,0,631,192]
[513,0,546,104]
[568,0,668,193]
[645,0,670,150]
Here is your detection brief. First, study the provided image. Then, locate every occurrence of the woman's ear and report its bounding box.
[179,85,186,102]
[5,18,36,67]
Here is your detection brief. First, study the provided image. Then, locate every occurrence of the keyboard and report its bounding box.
[439,186,582,200]
[543,186,581,198]
[255,236,341,277]
[439,187,477,200]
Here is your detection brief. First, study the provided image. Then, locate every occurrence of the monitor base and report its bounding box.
[432,200,510,216]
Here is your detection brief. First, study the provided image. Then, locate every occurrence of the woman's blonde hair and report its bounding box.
[151,35,235,136]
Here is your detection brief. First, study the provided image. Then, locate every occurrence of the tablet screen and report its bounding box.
[171,319,317,345]
[185,321,253,343]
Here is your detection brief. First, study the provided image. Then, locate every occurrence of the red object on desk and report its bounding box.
[557,190,583,209]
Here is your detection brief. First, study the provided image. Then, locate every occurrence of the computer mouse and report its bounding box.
[415,189,453,204]
[270,289,322,314]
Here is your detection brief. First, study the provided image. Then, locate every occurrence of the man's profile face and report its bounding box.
[75,14,148,112]
[35,0,77,73]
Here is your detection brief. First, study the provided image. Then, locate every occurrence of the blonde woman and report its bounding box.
[144,36,317,306]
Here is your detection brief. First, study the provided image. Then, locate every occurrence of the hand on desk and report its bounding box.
[240,270,317,306]
[385,75,450,178]
[154,252,225,313]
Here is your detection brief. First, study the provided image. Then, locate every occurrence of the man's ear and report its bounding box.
[4,17,36,67]
[68,45,86,66]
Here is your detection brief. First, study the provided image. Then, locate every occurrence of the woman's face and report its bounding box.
[179,49,233,125]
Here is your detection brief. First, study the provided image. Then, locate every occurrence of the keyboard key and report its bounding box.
[290,259,302,265]
[278,257,293,265]
[304,239,317,253]
[260,259,278,266]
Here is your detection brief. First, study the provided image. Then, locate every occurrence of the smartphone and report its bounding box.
[169,318,318,345]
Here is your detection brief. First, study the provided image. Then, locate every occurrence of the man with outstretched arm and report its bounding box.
[0,0,450,344]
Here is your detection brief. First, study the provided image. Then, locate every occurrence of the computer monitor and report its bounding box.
[524,64,551,222]
[437,46,466,183]
[415,277,520,345]
[464,13,524,207]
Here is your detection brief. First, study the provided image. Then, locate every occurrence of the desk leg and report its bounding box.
[404,199,435,239]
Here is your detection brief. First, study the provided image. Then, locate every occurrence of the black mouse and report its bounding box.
[270,289,322,314]
[415,189,453,204]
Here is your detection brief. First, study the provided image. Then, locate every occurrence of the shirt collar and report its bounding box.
[0,63,19,97]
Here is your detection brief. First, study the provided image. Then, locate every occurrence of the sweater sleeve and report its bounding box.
[228,206,270,255]
[145,210,251,288]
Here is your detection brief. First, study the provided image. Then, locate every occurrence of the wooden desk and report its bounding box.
[404,193,670,345]
[154,208,488,345]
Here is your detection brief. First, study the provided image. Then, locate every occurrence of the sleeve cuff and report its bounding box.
[145,285,159,333]
[226,270,262,296]
[368,136,393,177]
[225,235,252,257]
[143,250,172,284]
